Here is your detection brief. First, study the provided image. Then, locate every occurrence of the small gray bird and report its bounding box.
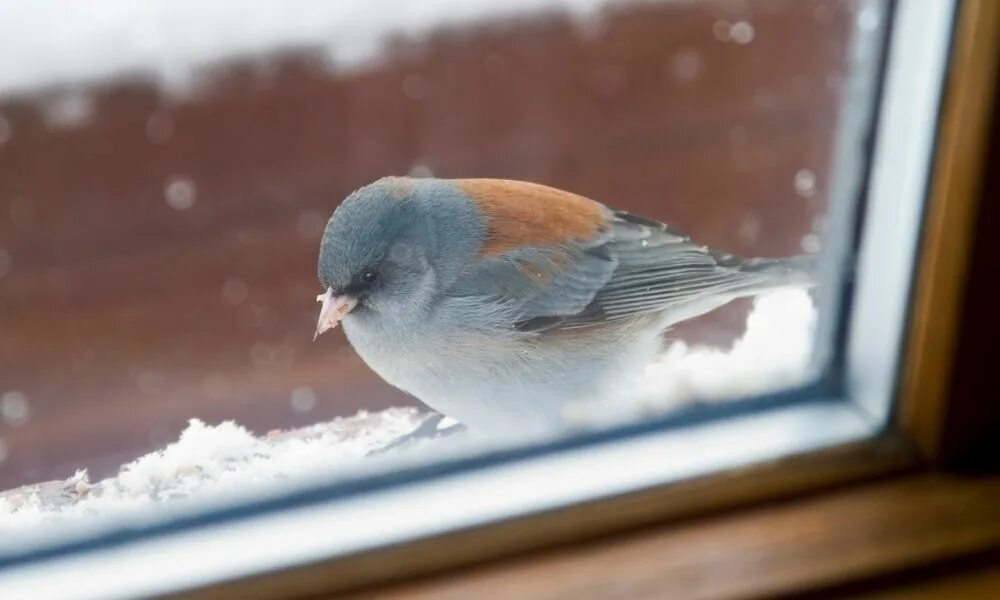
[315,177,811,436]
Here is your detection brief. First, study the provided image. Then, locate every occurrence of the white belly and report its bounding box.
[342,313,658,436]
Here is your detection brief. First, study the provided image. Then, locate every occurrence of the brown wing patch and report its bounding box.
[454,179,609,258]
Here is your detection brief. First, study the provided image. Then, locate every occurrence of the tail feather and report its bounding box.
[738,254,817,286]
[704,254,817,301]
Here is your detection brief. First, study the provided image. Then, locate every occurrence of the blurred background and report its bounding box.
[0,0,852,489]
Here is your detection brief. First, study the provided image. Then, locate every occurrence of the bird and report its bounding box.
[314,177,812,436]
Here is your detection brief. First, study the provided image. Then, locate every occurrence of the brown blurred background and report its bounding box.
[0,0,850,489]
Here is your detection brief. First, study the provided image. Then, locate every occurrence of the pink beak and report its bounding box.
[314,287,358,340]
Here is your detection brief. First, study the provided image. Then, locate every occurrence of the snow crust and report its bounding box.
[0,409,425,533]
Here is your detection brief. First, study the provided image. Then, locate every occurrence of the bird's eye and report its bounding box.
[360,270,378,284]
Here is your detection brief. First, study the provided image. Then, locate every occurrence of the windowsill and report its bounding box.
[0,396,909,599]
[337,472,1000,600]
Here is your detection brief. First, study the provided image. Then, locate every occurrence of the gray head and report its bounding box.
[315,177,483,332]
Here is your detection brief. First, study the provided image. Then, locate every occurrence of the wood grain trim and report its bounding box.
[855,563,1000,600]
[898,0,1000,461]
[178,434,918,599]
[357,473,1000,600]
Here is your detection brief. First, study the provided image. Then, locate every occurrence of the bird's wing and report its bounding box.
[452,178,780,333]
[515,211,773,332]
[565,211,773,327]
[449,178,615,326]
[456,188,775,331]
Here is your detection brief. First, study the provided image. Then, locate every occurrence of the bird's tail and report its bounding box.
[739,254,817,285]
[716,254,818,300]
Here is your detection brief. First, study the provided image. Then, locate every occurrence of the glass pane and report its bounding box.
[1,0,879,537]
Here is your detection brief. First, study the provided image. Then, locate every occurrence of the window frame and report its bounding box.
[0,0,980,597]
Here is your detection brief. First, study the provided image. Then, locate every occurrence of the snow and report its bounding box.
[0,0,618,98]
[637,287,815,404]
[0,289,815,535]
[564,288,816,424]
[0,409,428,532]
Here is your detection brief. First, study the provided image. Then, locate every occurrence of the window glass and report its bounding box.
[1,0,877,536]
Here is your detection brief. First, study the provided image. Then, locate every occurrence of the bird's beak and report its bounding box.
[314,287,358,340]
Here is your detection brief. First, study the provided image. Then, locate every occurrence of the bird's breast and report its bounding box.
[339,309,663,435]
[341,313,502,393]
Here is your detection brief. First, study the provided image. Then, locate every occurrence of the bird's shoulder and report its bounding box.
[450,178,610,258]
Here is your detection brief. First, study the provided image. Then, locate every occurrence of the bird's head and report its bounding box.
[314,177,482,338]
